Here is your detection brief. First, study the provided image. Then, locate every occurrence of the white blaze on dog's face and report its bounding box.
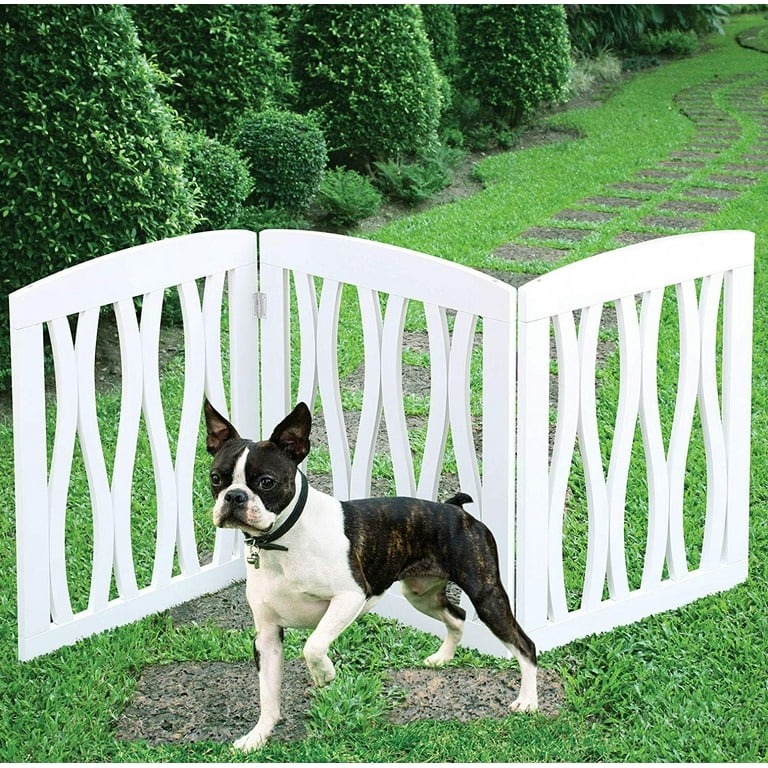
[204,399,312,537]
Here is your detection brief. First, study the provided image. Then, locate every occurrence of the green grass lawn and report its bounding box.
[1,13,767,762]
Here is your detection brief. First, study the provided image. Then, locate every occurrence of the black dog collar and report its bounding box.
[244,470,308,564]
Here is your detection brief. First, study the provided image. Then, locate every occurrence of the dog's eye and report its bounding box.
[257,476,276,492]
[210,472,222,487]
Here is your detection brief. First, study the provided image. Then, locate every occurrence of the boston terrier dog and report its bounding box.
[204,400,538,751]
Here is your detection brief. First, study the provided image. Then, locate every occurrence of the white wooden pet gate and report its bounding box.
[10,229,753,661]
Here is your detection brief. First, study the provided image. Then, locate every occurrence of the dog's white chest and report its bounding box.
[244,490,361,629]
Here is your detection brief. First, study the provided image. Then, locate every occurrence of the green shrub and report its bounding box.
[232,205,309,234]
[455,5,571,126]
[316,168,382,227]
[0,5,198,387]
[231,109,327,214]
[635,29,700,57]
[374,146,461,205]
[130,4,292,137]
[287,5,443,169]
[181,133,252,232]
[420,5,459,79]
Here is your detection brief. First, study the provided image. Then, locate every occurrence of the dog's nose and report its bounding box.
[225,489,248,507]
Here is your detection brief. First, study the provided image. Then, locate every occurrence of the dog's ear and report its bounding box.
[269,402,312,464]
[204,399,241,456]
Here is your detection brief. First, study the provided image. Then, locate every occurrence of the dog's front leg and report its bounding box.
[303,592,368,687]
[234,623,284,752]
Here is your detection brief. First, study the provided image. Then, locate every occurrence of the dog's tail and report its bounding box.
[443,492,473,509]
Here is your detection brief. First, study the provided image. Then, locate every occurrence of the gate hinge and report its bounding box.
[252,292,267,319]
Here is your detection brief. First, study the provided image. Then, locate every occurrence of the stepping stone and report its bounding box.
[684,187,741,200]
[480,269,540,289]
[723,163,766,173]
[657,200,721,215]
[705,173,758,186]
[578,195,644,209]
[608,181,672,195]
[518,226,593,243]
[670,150,719,160]
[658,160,706,170]
[551,208,620,224]
[742,153,768,163]
[614,232,663,246]
[641,215,705,231]
[491,243,568,262]
[635,169,689,180]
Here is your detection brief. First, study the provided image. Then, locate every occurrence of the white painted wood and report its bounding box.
[722,262,753,565]
[665,281,699,579]
[111,299,142,599]
[350,287,384,499]
[606,296,640,600]
[11,230,257,660]
[416,304,450,502]
[381,294,415,497]
[74,307,115,612]
[46,317,78,622]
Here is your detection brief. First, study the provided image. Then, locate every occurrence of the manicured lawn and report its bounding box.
[0,13,766,762]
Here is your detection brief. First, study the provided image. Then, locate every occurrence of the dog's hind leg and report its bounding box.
[463,580,538,711]
[401,577,466,667]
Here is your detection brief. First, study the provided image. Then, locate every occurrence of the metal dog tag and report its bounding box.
[247,546,260,568]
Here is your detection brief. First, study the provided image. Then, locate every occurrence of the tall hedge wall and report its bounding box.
[0,5,199,385]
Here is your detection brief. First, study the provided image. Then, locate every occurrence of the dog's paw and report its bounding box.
[423,651,452,667]
[509,694,538,712]
[306,654,336,687]
[233,726,271,752]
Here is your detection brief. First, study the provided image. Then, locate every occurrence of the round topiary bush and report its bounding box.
[181,133,253,231]
[230,109,328,215]
[130,4,292,138]
[455,4,571,126]
[286,5,443,169]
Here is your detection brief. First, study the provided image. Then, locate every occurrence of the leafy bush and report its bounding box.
[231,109,327,214]
[374,146,461,205]
[287,5,443,169]
[316,168,382,227]
[130,4,292,137]
[455,5,571,126]
[181,133,252,231]
[0,5,198,387]
[232,205,308,234]
[420,5,459,79]
[636,29,700,57]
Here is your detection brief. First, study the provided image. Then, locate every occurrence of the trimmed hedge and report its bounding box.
[231,109,328,214]
[181,133,252,232]
[0,5,199,385]
[287,5,443,168]
[455,5,571,126]
[130,4,292,137]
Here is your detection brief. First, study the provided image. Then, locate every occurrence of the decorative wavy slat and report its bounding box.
[666,281,700,578]
[294,271,319,409]
[698,273,728,569]
[175,281,205,576]
[577,304,611,610]
[46,316,77,622]
[140,289,178,588]
[201,272,228,416]
[448,311,481,510]
[381,295,414,496]
[548,312,579,620]
[317,279,351,498]
[417,303,450,501]
[74,308,114,612]
[110,299,142,598]
[350,287,383,498]
[606,296,640,600]
[639,288,669,589]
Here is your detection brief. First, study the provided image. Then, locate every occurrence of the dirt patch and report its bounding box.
[115,658,564,747]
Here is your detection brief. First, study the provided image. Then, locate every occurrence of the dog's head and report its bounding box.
[203,400,311,535]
